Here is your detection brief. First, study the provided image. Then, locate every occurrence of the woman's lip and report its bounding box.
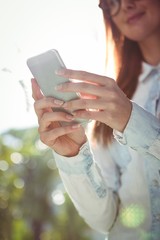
[127,12,145,24]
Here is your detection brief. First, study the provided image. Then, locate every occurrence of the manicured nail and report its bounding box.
[66,114,74,120]
[54,99,64,105]
[71,112,76,116]
[71,124,81,129]
[55,84,62,90]
[55,68,65,75]
[62,102,68,108]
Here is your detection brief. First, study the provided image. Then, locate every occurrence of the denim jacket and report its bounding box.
[53,63,160,240]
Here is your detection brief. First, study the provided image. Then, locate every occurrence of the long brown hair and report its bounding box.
[92,1,143,145]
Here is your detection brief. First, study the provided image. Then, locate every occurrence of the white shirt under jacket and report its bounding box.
[53,62,160,240]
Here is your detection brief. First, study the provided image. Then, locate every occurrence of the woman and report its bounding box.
[32,0,160,239]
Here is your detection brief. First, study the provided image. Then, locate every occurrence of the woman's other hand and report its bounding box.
[31,78,87,157]
[56,69,132,132]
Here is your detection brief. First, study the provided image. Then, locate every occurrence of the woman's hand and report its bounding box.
[56,69,132,132]
[31,79,87,157]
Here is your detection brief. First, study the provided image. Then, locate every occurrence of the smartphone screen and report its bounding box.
[27,49,89,125]
[27,49,78,102]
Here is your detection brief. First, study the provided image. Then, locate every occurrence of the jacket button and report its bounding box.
[155,214,160,221]
[153,179,160,188]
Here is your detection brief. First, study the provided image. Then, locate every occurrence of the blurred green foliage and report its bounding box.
[0,127,104,240]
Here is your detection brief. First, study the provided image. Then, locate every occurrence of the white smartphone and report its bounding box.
[27,49,88,125]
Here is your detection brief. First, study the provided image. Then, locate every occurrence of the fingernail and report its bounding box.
[55,84,62,90]
[55,68,65,75]
[62,102,68,108]
[71,112,76,116]
[31,78,34,84]
[54,99,64,105]
[71,124,81,129]
[66,114,74,120]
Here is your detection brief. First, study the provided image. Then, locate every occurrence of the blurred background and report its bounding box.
[0,0,108,239]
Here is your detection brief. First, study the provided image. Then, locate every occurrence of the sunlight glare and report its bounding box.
[120,204,146,228]
[0,0,113,133]
[51,190,65,206]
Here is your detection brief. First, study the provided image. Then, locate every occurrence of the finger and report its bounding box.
[31,78,43,100]
[78,92,97,99]
[39,124,82,147]
[56,69,113,85]
[56,82,107,97]
[38,112,75,132]
[34,97,64,118]
[73,109,107,123]
[72,109,101,121]
[63,98,111,111]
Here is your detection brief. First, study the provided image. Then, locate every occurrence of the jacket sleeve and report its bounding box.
[114,102,160,160]
[53,141,119,234]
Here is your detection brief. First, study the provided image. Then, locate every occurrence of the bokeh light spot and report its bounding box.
[120,204,146,228]
[35,139,48,151]
[47,158,57,170]
[0,160,9,171]
[14,178,25,189]
[10,152,23,164]
[51,190,65,206]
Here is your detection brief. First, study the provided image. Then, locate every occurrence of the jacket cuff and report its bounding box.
[114,102,160,159]
[53,141,94,174]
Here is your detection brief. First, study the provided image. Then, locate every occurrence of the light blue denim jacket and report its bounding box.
[53,63,160,240]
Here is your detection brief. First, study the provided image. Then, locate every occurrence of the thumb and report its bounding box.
[31,78,43,100]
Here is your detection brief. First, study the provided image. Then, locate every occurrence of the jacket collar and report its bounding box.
[139,62,160,82]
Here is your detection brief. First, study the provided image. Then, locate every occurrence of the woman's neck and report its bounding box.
[138,35,160,66]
